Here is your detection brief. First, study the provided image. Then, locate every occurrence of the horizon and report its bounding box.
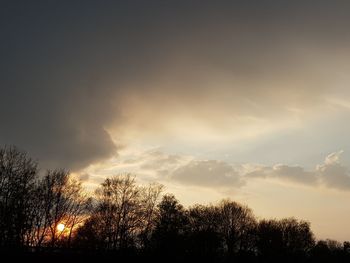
[2,1,350,243]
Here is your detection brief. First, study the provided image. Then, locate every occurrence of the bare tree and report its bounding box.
[217,199,257,256]
[139,182,163,247]
[28,170,91,248]
[77,175,163,250]
[92,175,148,249]
[95,174,140,249]
[61,178,92,247]
[0,146,38,248]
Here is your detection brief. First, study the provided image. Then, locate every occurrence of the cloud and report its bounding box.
[0,78,118,170]
[323,151,343,165]
[3,2,350,172]
[139,150,184,171]
[81,148,350,193]
[110,150,243,189]
[78,173,91,182]
[171,160,244,188]
[316,151,350,190]
[246,164,318,185]
[121,150,191,179]
[247,151,350,191]
[130,150,350,192]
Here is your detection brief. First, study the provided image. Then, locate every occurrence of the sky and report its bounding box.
[2,0,350,241]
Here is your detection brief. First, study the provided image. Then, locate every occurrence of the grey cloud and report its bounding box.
[2,1,350,171]
[120,150,243,188]
[118,150,350,191]
[171,160,244,188]
[247,164,318,185]
[140,150,183,170]
[316,151,350,190]
[247,151,350,191]
[0,74,118,170]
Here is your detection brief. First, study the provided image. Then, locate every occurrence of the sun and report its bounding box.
[57,223,65,232]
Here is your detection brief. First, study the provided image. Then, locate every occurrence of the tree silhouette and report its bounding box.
[217,199,257,259]
[0,146,38,249]
[76,175,163,251]
[1,145,350,263]
[138,182,163,249]
[28,169,91,248]
[186,204,223,260]
[151,194,188,258]
[256,218,315,261]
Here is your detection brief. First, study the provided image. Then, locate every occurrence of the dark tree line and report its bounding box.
[0,146,91,249]
[0,146,349,262]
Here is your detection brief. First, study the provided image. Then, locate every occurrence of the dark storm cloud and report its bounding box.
[2,1,350,170]
[0,1,154,170]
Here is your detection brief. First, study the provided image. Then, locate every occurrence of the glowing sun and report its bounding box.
[57,223,65,232]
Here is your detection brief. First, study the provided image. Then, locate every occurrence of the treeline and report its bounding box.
[0,146,350,262]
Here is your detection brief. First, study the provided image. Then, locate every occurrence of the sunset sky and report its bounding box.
[2,1,350,241]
